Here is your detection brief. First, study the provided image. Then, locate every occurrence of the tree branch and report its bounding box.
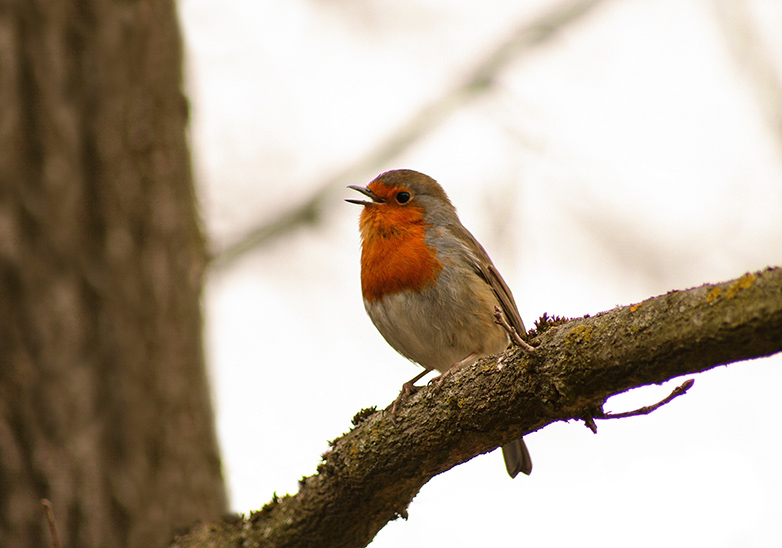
[209,0,611,270]
[172,267,782,548]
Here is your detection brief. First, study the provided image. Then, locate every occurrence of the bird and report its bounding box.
[346,168,532,478]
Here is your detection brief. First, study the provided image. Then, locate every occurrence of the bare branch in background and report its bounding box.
[714,0,782,157]
[209,0,611,270]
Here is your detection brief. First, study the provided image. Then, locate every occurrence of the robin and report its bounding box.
[346,169,533,478]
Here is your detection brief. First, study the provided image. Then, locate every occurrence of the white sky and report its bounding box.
[179,0,782,546]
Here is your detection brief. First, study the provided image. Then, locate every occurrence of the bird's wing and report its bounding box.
[448,222,527,337]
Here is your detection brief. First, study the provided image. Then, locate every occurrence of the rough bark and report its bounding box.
[171,267,782,548]
[0,1,227,547]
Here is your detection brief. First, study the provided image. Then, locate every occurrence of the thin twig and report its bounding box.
[209,0,611,270]
[598,379,695,420]
[41,499,62,548]
[582,413,598,433]
[494,306,536,354]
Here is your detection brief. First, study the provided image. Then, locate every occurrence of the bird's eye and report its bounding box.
[395,191,411,204]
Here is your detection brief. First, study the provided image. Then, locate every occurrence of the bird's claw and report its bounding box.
[390,381,422,424]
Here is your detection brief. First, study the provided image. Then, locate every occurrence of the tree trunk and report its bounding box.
[0,1,227,547]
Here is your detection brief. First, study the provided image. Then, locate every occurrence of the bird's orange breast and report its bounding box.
[358,204,443,302]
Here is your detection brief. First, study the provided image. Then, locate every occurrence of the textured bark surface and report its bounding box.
[172,268,782,548]
[0,1,226,547]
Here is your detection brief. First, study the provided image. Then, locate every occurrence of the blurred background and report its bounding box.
[179,0,782,546]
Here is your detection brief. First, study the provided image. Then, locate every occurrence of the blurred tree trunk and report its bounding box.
[0,1,227,547]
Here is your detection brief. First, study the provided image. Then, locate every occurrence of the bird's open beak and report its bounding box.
[345,185,384,206]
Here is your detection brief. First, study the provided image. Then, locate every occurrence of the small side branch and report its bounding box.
[598,379,695,420]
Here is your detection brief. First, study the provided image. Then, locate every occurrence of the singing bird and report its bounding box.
[347,169,532,478]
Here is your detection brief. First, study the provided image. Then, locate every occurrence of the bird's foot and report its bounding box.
[389,368,432,424]
[493,306,535,354]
